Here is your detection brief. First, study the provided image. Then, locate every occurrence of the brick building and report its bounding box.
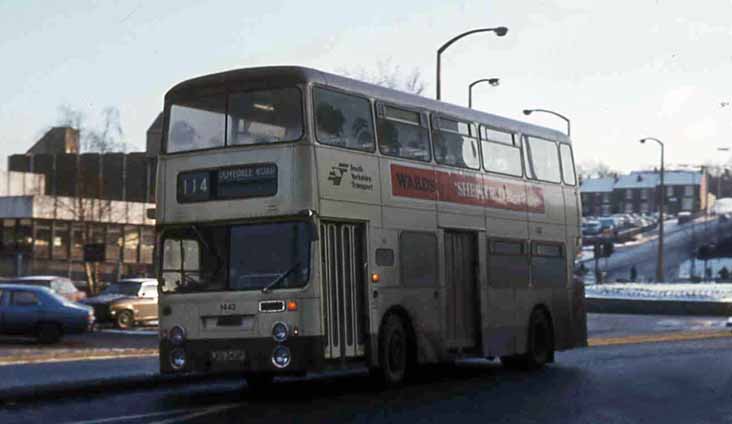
[581,170,707,217]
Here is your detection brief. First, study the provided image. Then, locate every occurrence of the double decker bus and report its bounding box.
[156,66,586,387]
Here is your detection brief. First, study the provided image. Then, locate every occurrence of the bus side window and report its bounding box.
[399,232,438,287]
[376,104,431,162]
[531,241,566,288]
[432,116,480,170]
[559,144,577,186]
[481,127,522,177]
[313,87,375,152]
[525,136,561,183]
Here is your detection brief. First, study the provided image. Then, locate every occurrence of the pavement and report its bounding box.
[0,313,730,405]
[2,336,732,423]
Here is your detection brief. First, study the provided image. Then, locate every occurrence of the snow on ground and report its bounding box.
[585,283,732,302]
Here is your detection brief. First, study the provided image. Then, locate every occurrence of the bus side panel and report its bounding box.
[483,218,530,357]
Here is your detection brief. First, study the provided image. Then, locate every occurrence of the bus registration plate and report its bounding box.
[210,350,246,362]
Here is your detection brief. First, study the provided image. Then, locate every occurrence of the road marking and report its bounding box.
[589,330,732,346]
[148,403,240,424]
[0,349,157,366]
[63,407,196,424]
[63,403,242,424]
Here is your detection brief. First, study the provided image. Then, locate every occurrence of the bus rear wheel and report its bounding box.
[373,314,410,386]
[501,310,553,370]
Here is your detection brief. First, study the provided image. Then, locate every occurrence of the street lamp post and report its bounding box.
[641,137,665,282]
[468,78,500,109]
[523,108,571,137]
[436,27,508,101]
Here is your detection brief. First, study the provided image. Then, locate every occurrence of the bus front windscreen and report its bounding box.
[166,87,303,153]
[160,221,311,294]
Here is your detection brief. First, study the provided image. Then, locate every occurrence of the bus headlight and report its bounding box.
[170,326,186,346]
[272,346,291,368]
[170,348,187,370]
[272,322,288,342]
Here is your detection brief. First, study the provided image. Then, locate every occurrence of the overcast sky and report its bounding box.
[1,0,731,172]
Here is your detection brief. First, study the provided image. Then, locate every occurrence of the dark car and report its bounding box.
[82,278,158,329]
[9,276,87,302]
[0,284,94,344]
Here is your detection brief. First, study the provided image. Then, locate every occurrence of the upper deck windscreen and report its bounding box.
[166,87,303,154]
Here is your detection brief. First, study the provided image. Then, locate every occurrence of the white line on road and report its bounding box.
[62,403,241,424]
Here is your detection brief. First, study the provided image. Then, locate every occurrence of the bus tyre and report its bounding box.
[376,314,409,386]
[37,323,62,344]
[115,310,134,329]
[501,310,553,370]
[525,310,553,369]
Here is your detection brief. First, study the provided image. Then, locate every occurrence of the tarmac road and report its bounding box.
[2,336,732,424]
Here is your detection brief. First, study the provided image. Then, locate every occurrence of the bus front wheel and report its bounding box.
[373,314,410,386]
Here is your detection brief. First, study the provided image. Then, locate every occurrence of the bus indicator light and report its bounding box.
[371,273,380,283]
[287,300,298,311]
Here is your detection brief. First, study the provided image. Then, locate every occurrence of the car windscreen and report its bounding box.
[102,282,142,296]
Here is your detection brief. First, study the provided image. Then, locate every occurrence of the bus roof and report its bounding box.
[165,66,571,145]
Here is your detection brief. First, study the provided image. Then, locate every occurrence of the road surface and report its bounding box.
[2,335,732,424]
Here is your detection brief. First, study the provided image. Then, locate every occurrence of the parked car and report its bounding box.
[678,211,692,224]
[8,276,86,302]
[0,284,94,343]
[82,278,158,329]
[582,220,602,236]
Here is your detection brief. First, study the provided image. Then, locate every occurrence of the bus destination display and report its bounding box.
[177,163,277,203]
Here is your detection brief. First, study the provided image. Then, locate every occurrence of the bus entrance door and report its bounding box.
[444,231,480,350]
[320,222,367,362]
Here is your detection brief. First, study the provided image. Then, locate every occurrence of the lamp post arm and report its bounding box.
[526,108,571,136]
[468,78,499,109]
[436,27,507,100]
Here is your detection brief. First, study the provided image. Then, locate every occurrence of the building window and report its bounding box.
[33,220,51,259]
[602,193,610,204]
[625,190,632,200]
[667,186,674,196]
[640,189,648,200]
[70,223,85,260]
[123,225,140,264]
[1,220,15,253]
[684,185,694,197]
[641,202,649,213]
[625,203,633,213]
[16,219,32,253]
[140,227,154,265]
[52,222,69,260]
[106,225,122,262]
[682,198,693,211]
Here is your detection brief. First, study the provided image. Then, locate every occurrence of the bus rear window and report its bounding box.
[228,88,303,145]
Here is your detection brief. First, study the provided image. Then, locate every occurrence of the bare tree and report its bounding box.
[340,59,427,96]
[576,160,616,181]
[57,105,129,153]
[54,105,130,293]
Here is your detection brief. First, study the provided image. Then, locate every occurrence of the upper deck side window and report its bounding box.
[559,143,577,186]
[165,87,304,154]
[376,104,431,162]
[480,126,522,177]
[524,135,562,184]
[432,116,480,170]
[313,87,375,152]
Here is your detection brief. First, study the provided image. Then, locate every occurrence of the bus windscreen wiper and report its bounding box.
[261,262,300,293]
